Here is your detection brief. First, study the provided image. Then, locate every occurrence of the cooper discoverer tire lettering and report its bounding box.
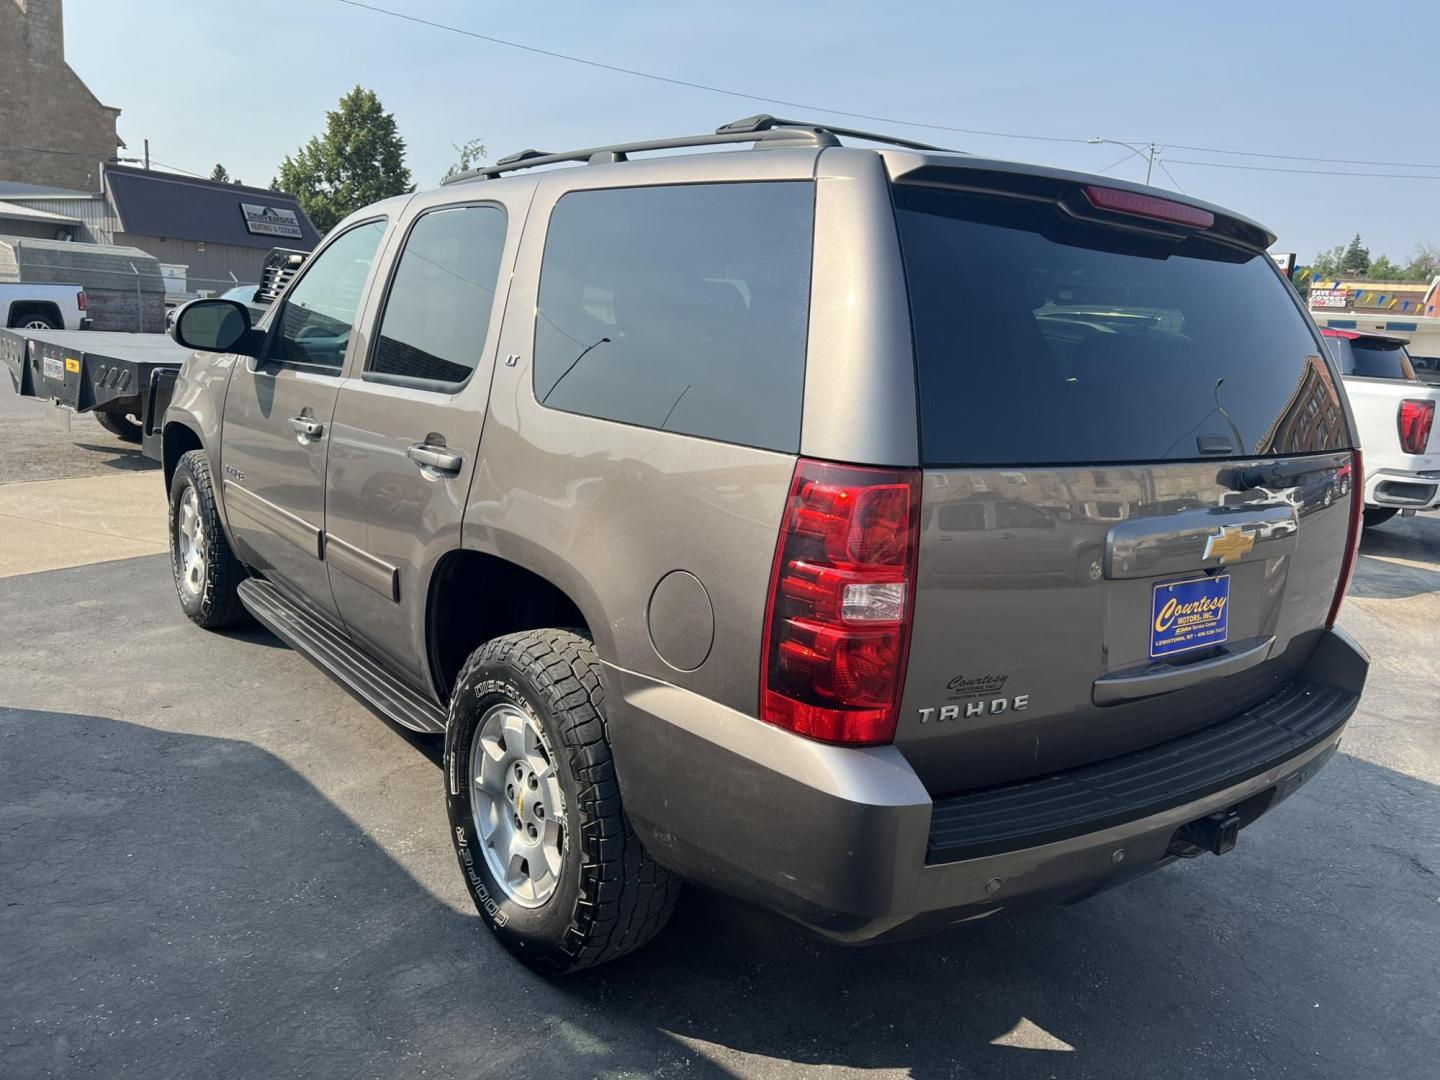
[443,629,680,974]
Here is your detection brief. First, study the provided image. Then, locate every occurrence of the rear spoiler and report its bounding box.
[256,247,310,304]
[882,152,1275,251]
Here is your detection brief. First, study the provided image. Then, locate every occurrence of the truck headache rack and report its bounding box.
[256,248,309,303]
[440,114,957,185]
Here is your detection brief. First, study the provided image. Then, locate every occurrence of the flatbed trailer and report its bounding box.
[1,326,186,461]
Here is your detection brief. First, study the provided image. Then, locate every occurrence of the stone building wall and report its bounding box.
[0,0,122,192]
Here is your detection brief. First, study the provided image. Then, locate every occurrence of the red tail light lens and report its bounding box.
[761,459,921,745]
[76,291,87,311]
[1326,450,1363,629]
[1082,185,1215,229]
[1398,399,1435,455]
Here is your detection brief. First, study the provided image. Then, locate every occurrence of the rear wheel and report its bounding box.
[95,410,143,443]
[1363,507,1398,529]
[168,450,248,628]
[444,629,680,974]
[11,312,59,330]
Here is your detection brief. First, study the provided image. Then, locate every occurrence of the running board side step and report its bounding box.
[237,578,447,734]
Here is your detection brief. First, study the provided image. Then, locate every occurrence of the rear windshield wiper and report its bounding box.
[1224,459,1326,492]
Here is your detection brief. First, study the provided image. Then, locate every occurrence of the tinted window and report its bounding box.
[1348,339,1417,380]
[370,205,507,386]
[895,187,1350,464]
[533,182,814,452]
[274,219,386,368]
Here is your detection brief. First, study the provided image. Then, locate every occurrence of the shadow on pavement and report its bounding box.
[69,442,161,472]
[2,705,1435,1079]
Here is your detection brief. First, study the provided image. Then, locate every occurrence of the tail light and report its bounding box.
[76,291,87,311]
[1326,450,1363,629]
[760,458,921,745]
[1398,399,1435,455]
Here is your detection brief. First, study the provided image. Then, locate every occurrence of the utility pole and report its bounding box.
[144,139,150,171]
[1088,137,1159,186]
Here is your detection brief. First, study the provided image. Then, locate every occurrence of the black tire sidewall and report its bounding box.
[168,454,225,621]
[444,657,585,967]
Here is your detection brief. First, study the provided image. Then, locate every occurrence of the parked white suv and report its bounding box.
[1323,328,1440,527]
[0,283,89,331]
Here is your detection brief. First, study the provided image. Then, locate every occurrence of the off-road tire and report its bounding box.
[95,410,143,443]
[1362,507,1398,529]
[444,629,680,974]
[168,450,248,629]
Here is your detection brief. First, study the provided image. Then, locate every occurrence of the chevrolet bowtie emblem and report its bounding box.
[1203,526,1257,564]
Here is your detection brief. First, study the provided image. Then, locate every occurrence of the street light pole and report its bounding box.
[1088,137,1159,185]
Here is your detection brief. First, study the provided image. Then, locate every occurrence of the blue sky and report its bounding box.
[66,0,1437,263]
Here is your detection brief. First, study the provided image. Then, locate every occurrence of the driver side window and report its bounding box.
[273,219,387,369]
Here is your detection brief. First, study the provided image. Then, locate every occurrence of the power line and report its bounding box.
[1166,142,1440,171]
[1164,158,1440,180]
[332,0,1093,146]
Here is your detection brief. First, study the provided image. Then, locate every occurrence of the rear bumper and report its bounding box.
[1365,467,1440,510]
[607,627,1367,942]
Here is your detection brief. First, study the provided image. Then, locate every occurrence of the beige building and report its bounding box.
[0,0,122,192]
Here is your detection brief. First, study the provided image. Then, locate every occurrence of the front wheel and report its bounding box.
[444,629,680,974]
[168,450,248,628]
[1363,507,1399,529]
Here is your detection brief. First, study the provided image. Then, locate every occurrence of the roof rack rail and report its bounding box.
[440,114,956,186]
[441,123,834,185]
[716,114,953,153]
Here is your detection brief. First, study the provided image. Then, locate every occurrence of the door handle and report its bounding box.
[289,416,325,441]
[407,443,463,475]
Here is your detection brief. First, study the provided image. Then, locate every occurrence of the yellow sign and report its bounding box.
[64,356,81,374]
[1202,526,1256,564]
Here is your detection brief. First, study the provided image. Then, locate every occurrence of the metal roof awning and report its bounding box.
[0,200,82,225]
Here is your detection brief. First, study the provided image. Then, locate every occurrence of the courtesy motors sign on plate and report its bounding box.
[1150,575,1230,658]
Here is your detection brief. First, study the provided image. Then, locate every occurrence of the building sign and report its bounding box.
[1270,251,1296,278]
[1310,288,1350,310]
[240,203,303,239]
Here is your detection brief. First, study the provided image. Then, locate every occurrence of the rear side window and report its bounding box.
[533,182,814,452]
[1325,336,1418,380]
[369,205,507,386]
[895,187,1349,465]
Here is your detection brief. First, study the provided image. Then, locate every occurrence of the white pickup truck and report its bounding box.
[0,283,90,331]
[1323,328,1440,527]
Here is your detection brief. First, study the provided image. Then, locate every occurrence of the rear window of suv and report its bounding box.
[894,186,1349,465]
[534,181,814,453]
[1324,336,1418,380]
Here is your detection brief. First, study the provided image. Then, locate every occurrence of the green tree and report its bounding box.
[273,86,413,234]
[1310,244,1345,280]
[1340,233,1370,275]
[209,163,242,185]
[441,138,487,183]
[1405,243,1440,282]
[1367,254,1403,280]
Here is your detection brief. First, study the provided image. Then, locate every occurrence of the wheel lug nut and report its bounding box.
[514,763,523,779]
[528,775,538,790]
[527,823,538,839]
[506,784,514,799]
[513,814,522,829]
[534,804,544,819]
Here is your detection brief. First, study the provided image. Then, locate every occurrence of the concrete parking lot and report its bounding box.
[2,377,1437,1079]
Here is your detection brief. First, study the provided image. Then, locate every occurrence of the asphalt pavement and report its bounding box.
[1,375,1437,1079]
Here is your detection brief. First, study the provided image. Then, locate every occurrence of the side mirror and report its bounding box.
[173,298,260,355]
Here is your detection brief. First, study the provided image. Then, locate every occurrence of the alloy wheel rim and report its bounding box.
[176,486,206,598]
[469,702,566,908]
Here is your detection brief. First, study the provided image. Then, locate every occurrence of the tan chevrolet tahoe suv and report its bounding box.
[164,116,1369,974]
